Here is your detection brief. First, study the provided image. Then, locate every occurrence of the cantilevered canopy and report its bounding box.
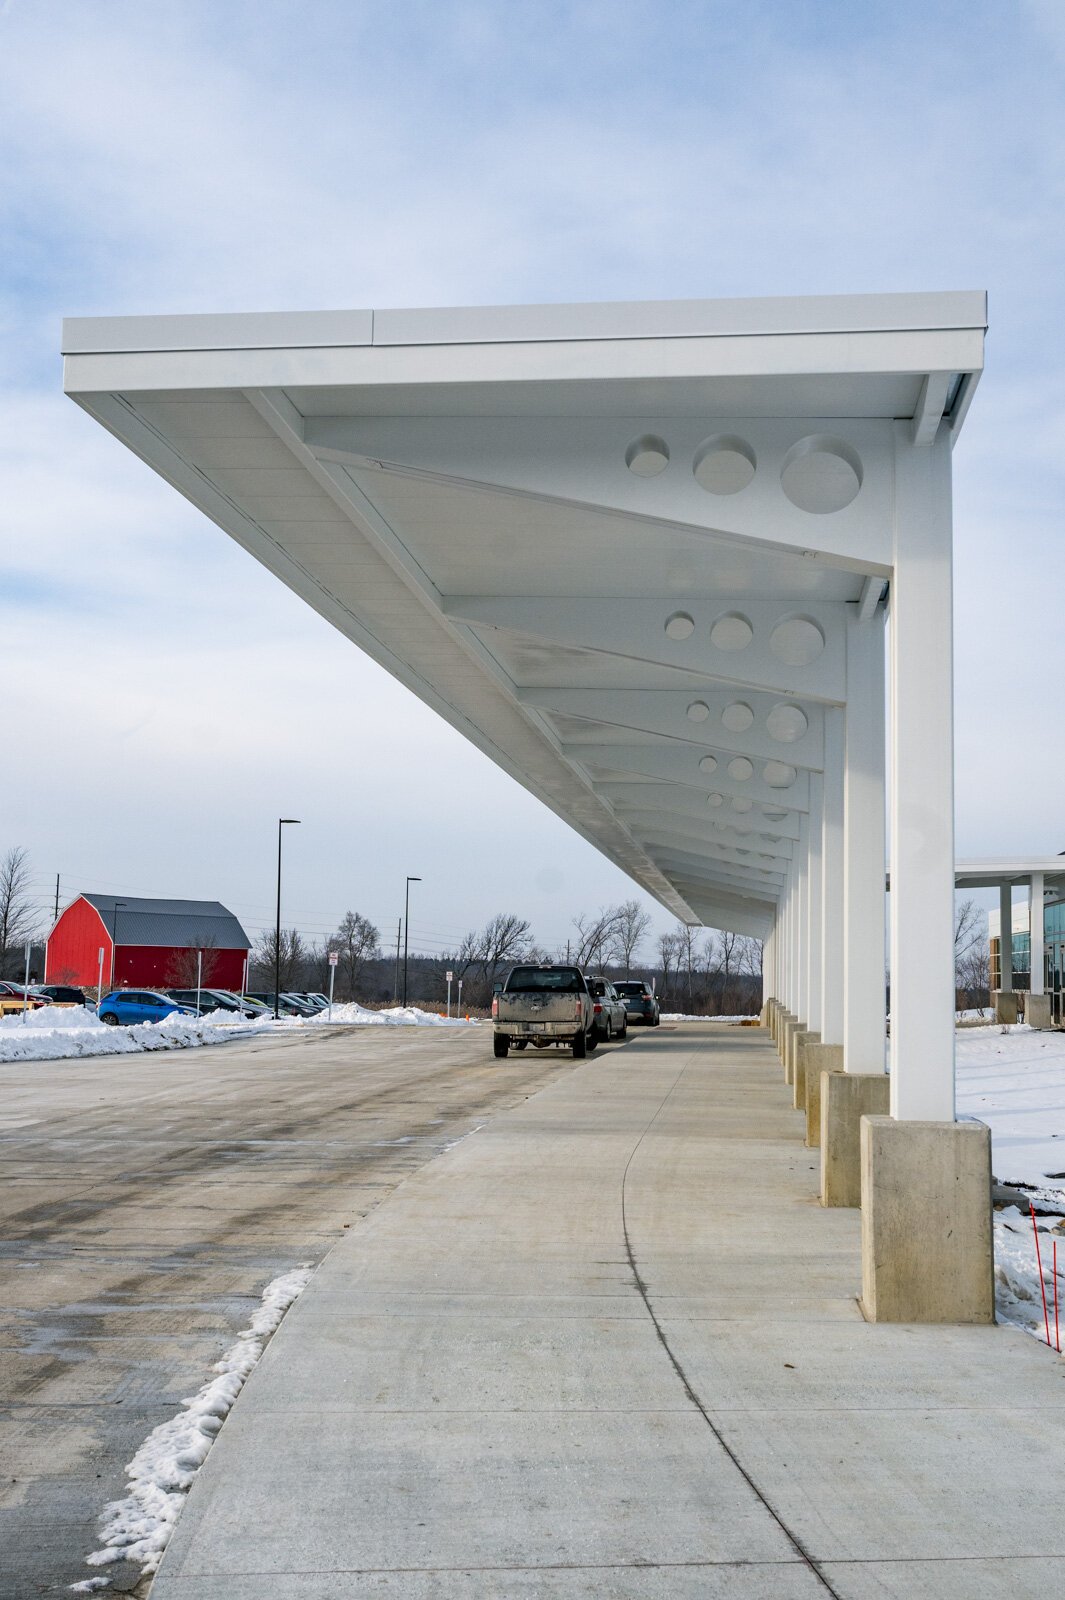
[63,292,985,939]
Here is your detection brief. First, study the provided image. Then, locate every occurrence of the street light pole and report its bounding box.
[402,875,421,1009]
[275,819,301,1019]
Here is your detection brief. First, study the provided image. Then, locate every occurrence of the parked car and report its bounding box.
[97,990,196,1025]
[167,988,264,1018]
[33,984,90,1008]
[587,977,628,1041]
[246,991,319,1018]
[612,980,661,1027]
[492,965,596,1059]
[0,982,47,1015]
[291,992,330,1011]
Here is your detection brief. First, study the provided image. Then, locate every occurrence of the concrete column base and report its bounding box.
[994,990,1018,1025]
[780,1017,800,1078]
[820,1072,889,1207]
[792,1032,820,1110]
[803,1045,843,1146]
[1027,993,1052,1030]
[778,1013,796,1064]
[860,1116,994,1324]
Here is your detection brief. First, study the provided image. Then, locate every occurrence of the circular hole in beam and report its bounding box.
[780,434,863,513]
[727,756,754,781]
[664,611,695,640]
[769,616,825,667]
[686,701,711,723]
[766,703,809,743]
[693,434,756,495]
[722,701,754,733]
[709,612,754,652]
[625,434,670,477]
[763,761,798,789]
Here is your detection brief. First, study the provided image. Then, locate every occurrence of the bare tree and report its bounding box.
[674,922,703,1013]
[714,929,739,1015]
[736,935,763,979]
[333,910,379,1000]
[572,906,623,971]
[957,940,991,1014]
[611,899,652,976]
[250,927,306,991]
[0,848,39,978]
[657,929,683,1008]
[167,936,221,990]
[954,897,984,962]
[442,913,531,1005]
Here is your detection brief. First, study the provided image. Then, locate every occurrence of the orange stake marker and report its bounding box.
[1030,1203,1052,1348]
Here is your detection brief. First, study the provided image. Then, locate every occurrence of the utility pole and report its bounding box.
[54,874,60,922]
[274,819,301,1019]
[402,876,421,1008]
[393,919,402,1002]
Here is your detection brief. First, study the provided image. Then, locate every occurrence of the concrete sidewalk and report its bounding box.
[150,1023,1065,1599]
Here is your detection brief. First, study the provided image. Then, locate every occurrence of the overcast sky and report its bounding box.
[3,0,1063,959]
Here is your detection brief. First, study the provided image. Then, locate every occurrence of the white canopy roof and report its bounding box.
[64,291,986,937]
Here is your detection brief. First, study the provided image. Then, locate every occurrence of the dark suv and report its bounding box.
[612,980,660,1027]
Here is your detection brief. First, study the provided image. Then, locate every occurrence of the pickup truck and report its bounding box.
[491,964,597,1059]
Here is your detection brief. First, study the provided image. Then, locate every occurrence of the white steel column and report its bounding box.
[844,611,887,1072]
[821,706,845,1046]
[889,426,956,1122]
[999,884,1013,992]
[1030,873,1045,995]
[806,772,824,1035]
[797,813,810,1023]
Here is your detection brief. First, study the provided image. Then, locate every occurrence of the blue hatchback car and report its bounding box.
[97,990,195,1025]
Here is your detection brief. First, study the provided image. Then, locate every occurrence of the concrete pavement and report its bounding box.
[151,1023,1065,1599]
[0,1024,576,1598]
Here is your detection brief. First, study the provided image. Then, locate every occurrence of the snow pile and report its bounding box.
[0,1005,283,1064]
[660,1013,758,1024]
[956,1026,1065,1191]
[78,1266,313,1586]
[319,1001,477,1027]
[0,999,480,1064]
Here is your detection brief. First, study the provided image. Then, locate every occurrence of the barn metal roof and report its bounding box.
[81,895,251,950]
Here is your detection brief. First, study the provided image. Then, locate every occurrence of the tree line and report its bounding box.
[252,898,764,1014]
[1,845,763,1014]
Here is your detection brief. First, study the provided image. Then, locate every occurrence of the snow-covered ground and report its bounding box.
[956,1026,1065,1354]
[0,1001,478,1064]
[659,1013,758,1023]
[72,1266,314,1591]
[956,1025,1065,1194]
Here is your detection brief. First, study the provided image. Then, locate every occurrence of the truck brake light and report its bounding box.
[491,997,498,1018]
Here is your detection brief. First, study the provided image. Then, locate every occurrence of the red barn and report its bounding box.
[46,895,252,993]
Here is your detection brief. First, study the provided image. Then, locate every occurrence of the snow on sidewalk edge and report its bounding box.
[73,1265,314,1589]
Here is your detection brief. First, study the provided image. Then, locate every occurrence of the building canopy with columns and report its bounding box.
[63,291,990,1321]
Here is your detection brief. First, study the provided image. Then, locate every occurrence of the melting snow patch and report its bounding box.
[994,1206,1064,1352]
[75,1265,313,1586]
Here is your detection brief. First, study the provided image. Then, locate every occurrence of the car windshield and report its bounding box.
[505,967,584,993]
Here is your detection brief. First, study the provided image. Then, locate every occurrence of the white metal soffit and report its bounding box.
[63,292,986,937]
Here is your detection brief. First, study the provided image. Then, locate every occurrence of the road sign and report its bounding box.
[446,970,453,982]
[328,953,339,966]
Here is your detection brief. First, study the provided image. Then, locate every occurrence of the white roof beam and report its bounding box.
[525,689,824,767]
[444,597,847,703]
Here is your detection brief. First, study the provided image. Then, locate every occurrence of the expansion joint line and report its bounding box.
[619,1047,843,1600]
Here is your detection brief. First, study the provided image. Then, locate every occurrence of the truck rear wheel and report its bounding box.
[572,1030,587,1059]
[493,1036,510,1059]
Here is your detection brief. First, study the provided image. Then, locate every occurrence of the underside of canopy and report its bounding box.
[63,291,985,938]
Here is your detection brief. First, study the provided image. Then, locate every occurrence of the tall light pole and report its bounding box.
[110,901,126,987]
[402,876,421,1008]
[275,819,301,1019]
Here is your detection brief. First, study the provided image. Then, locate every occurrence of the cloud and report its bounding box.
[3,0,1065,950]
